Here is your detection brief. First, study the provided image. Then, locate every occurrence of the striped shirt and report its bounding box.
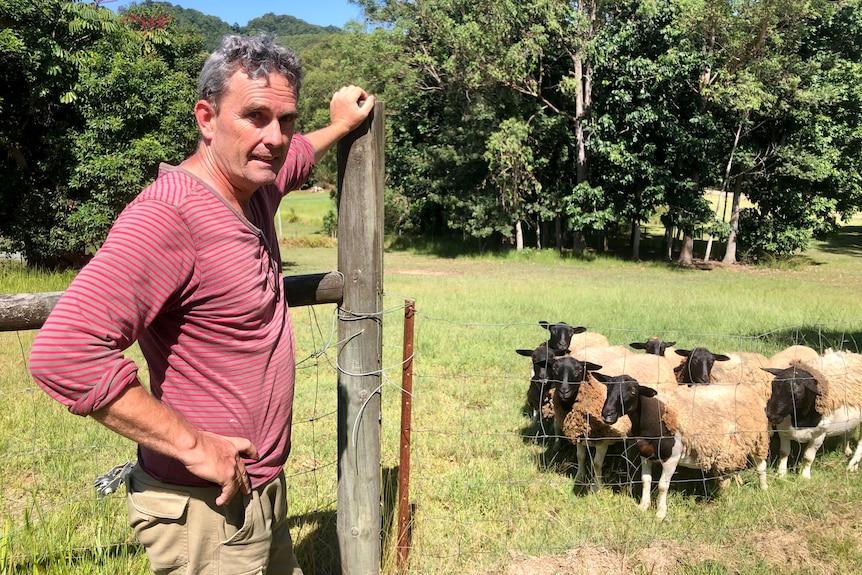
[29,134,315,488]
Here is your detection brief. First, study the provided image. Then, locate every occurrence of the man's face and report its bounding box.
[207,70,298,195]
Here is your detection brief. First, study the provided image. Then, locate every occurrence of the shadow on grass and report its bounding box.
[755,326,862,353]
[816,225,862,257]
[292,465,404,575]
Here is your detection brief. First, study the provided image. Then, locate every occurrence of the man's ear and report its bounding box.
[194,99,217,141]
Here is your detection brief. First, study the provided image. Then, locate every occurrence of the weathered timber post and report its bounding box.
[336,100,384,574]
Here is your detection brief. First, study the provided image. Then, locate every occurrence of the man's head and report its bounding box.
[193,35,303,197]
[198,34,303,112]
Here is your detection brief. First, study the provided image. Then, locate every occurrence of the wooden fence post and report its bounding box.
[335,100,385,574]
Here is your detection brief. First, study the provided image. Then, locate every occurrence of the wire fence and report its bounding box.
[3,304,862,574]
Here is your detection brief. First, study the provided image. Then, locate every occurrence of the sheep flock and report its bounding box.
[515,321,862,520]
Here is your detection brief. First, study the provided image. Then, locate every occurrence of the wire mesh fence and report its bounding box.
[3,303,862,574]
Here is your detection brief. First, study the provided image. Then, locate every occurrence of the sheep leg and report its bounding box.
[638,456,653,512]
[753,456,768,490]
[655,437,683,521]
[847,439,862,472]
[776,432,791,478]
[574,442,588,487]
[800,434,827,480]
[591,442,608,493]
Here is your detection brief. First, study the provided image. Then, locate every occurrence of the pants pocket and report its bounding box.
[126,470,191,574]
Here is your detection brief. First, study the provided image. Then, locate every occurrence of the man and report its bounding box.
[29,34,374,574]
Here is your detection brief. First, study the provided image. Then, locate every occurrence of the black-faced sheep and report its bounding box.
[763,350,862,478]
[550,356,630,491]
[630,337,683,369]
[601,378,769,520]
[538,321,609,354]
[674,347,732,385]
[516,343,566,436]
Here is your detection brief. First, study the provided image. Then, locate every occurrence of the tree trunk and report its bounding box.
[722,178,743,264]
[631,220,641,261]
[515,220,524,251]
[678,233,694,265]
[555,216,563,251]
[536,217,542,249]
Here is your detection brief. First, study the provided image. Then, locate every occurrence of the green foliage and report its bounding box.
[0,0,203,267]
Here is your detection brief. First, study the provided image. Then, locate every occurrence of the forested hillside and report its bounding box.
[116,1,342,50]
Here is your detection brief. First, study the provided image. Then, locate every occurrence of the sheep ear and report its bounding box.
[802,378,821,395]
[675,349,692,357]
[572,326,587,334]
[538,321,551,330]
[630,342,647,350]
[762,367,784,376]
[516,349,533,357]
[592,371,611,384]
[714,354,731,362]
[665,341,676,347]
[584,361,603,372]
[638,386,658,397]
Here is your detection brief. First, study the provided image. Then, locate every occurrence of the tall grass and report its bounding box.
[3,222,862,574]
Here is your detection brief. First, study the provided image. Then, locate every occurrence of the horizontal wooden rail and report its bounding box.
[0,271,344,332]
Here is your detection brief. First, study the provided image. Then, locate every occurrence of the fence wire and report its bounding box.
[3,308,862,574]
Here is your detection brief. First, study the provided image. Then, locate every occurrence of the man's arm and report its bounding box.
[91,382,259,506]
[304,85,376,162]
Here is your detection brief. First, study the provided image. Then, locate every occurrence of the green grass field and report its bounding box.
[2,212,862,574]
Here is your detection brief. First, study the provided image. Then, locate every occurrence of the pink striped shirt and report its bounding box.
[29,135,315,488]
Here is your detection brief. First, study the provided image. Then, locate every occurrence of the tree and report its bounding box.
[1,0,204,267]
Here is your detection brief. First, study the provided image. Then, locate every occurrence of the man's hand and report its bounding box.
[183,431,260,506]
[307,85,377,161]
[330,85,376,134]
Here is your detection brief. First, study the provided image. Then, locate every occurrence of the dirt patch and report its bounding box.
[479,531,832,575]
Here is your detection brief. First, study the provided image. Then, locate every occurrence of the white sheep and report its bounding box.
[764,350,862,478]
[602,378,769,520]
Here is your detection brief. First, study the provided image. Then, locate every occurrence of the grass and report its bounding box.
[3,214,862,574]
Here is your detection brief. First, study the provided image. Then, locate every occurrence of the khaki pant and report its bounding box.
[126,465,303,575]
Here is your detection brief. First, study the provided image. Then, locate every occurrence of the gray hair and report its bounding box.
[197,34,303,110]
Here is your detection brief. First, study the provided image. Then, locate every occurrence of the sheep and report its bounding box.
[767,345,858,458]
[516,343,566,437]
[763,350,862,478]
[674,347,732,386]
[538,320,609,353]
[550,355,630,492]
[601,378,769,520]
[630,337,684,369]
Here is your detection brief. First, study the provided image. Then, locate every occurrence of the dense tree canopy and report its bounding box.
[3,0,862,267]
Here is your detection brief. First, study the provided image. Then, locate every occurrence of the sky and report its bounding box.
[110,0,364,29]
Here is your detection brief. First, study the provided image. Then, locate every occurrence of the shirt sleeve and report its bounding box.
[29,200,197,416]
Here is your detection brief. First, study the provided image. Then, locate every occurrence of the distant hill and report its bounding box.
[118,1,342,51]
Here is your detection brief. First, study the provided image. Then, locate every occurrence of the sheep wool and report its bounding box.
[554,376,631,441]
[710,352,774,403]
[598,354,677,388]
[796,351,862,416]
[768,345,819,369]
[659,383,769,476]
[568,331,610,354]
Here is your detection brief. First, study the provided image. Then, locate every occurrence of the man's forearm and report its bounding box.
[90,381,200,462]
